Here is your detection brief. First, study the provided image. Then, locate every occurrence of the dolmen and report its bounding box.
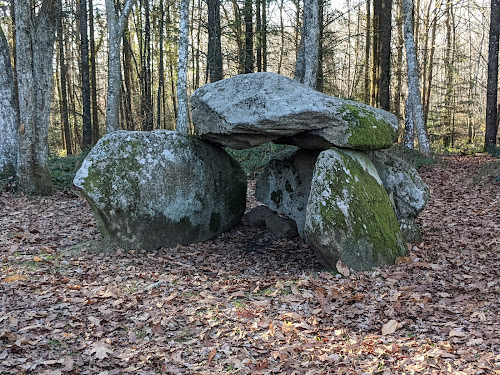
[75,72,429,272]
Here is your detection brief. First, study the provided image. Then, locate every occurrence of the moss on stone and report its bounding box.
[309,149,406,271]
[339,104,396,150]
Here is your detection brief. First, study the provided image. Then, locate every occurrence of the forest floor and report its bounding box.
[0,155,499,375]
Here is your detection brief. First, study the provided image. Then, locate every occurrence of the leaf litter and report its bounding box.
[0,155,499,374]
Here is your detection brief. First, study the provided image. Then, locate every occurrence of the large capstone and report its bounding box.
[368,149,430,242]
[255,147,321,237]
[304,148,407,271]
[74,130,247,250]
[191,72,398,151]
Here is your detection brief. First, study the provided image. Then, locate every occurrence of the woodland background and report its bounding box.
[0,0,498,160]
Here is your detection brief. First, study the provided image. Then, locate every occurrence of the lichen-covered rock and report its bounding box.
[191,72,398,150]
[368,150,429,220]
[74,130,247,250]
[255,148,321,237]
[304,148,407,271]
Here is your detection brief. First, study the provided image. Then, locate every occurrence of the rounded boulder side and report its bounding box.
[74,130,247,250]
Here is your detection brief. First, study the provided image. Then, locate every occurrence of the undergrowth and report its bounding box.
[226,143,293,177]
[384,145,437,169]
[49,152,88,190]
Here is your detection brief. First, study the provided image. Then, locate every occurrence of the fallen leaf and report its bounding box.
[3,275,28,282]
[336,260,350,276]
[382,320,398,335]
[228,290,246,301]
[208,347,217,363]
[33,256,43,262]
[449,330,466,338]
[90,341,113,360]
[283,312,303,321]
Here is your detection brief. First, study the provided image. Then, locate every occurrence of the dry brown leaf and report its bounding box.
[336,260,350,276]
[3,275,28,283]
[90,341,113,360]
[382,320,398,335]
[208,347,217,363]
[33,256,43,262]
[228,290,246,301]
[449,330,466,338]
[283,312,303,321]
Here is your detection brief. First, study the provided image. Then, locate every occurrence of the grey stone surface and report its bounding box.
[265,214,299,238]
[74,130,247,250]
[368,149,430,221]
[191,72,398,150]
[242,206,275,227]
[304,148,407,271]
[255,148,321,237]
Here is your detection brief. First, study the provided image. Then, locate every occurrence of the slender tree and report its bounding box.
[15,0,58,195]
[80,0,92,149]
[207,0,222,81]
[89,0,99,145]
[294,0,320,88]
[243,0,254,73]
[177,0,190,132]
[157,0,165,127]
[141,0,153,131]
[403,0,430,155]
[105,0,137,133]
[485,0,500,148]
[56,3,72,155]
[0,26,19,176]
[261,0,267,71]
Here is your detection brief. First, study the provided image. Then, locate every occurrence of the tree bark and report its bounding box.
[80,0,92,149]
[262,0,267,71]
[294,0,320,89]
[157,0,165,127]
[485,0,500,148]
[141,0,153,131]
[364,0,371,104]
[207,0,222,81]
[176,0,189,132]
[256,0,262,72]
[0,25,19,176]
[15,0,57,195]
[403,0,430,155]
[379,0,392,111]
[244,0,254,73]
[89,0,99,145]
[105,0,137,133]
[56,6,72,155]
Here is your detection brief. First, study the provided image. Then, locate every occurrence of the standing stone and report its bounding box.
[74,130,247,250]
[255,148,320,237]
[304,148,407,271]
[368,149,430,242]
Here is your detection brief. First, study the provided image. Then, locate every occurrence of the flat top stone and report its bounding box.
[191,72,399,150]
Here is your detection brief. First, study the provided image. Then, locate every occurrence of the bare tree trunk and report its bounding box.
[394,0,404,122]
[141,0,153,131]
[0,25,19,176]
[176,0,190,132]
[404,98,415,149]
[256,0,262,72]
[157,0,165,127]
[423,4,437,124]
[485,0,500,148]
[403,0,430,155]
[80,0,92,149]
[105,0,137,133]
[244,0,254,73]
[277,0,284,74]
[56,8,72,155]
[15,0,57,195]
[89,0,99,145]
[208,0,222,81]
[294,0,319,89]
[379,0,392,111]
[262,0,267,71]
[364,0,371,104]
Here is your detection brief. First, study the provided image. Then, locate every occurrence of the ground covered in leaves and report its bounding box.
[1,155,499,374]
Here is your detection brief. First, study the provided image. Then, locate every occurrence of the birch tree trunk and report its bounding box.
[105,0,136,133]
[15,0,58,195]
[176,0,190,133]
[294,0,319,89]
[0,26,18,176]
[403,0,430,155]
[485,0,500,149]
